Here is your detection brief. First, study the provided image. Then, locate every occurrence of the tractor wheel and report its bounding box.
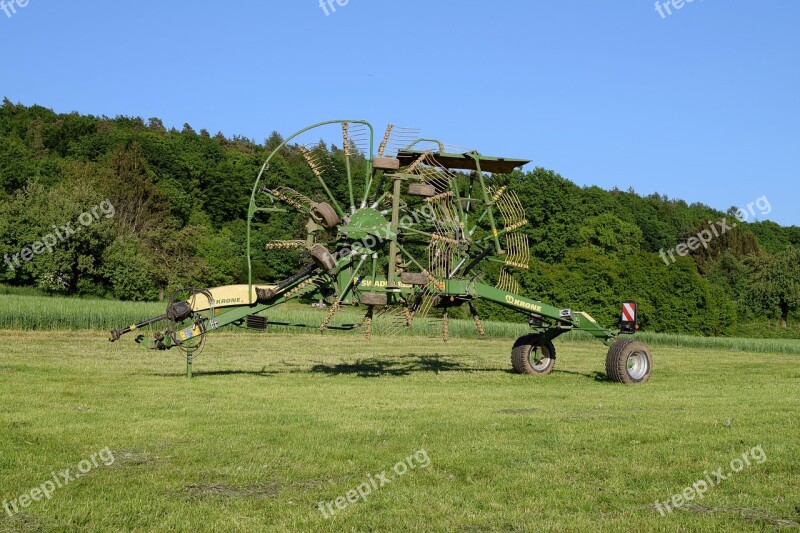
[511,335,556,375]
[605,338,652,384]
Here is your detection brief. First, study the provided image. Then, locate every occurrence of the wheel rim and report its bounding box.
[530,346,551,371]
[626,351,649,380]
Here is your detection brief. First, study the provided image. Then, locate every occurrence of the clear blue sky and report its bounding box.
[1,1,798,225]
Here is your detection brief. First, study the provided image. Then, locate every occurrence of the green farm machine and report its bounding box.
[110,120,653,383]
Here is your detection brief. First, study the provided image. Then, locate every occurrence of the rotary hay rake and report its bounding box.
[110,120,653,383]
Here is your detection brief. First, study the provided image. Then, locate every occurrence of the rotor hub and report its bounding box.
[339,207,393,242]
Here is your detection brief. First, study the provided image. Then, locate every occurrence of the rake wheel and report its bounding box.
[511,335,556,375]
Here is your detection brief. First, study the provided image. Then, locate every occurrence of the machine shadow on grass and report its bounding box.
[310,354,507,377]
[552,369,611,382]
[148,362,612,381]
[152,367,279,378]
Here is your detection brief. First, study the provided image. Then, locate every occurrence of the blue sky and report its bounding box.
[1,1,798,225]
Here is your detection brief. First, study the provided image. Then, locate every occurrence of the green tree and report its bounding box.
[746,248,800,328]
[102,235,159,300]
[578,213,643,258]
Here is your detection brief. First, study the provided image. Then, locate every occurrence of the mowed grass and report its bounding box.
[0,331,798,532]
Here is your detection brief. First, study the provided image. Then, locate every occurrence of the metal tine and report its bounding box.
[382,128,421,157]
[506,233,517,266]
[488,186,508,226]
[443,144,475,154]
[265,240,308,250]
[415,293,437,321]
[504,233,530,270]
[521,233,530,261]
[420,195,456,239]
[431,201,459,238]
[379,298,416,335]
[348,123,370,134]
[378,124,393,157]
[371,305,402,337]
[349,144,370,160]
[507,190,528,230]
[507,268,518,292]
[299,144,347,215]
[342,136,367,158]
[299,145,328,181]
[494,187,512,226]
[341,124,357,212]
[418,169,459,237]
[512,191,526,224]
[497,267,521,295]
[346,123,369,135]
[424,155,459,181]
[405,263,445,320]
[387,133,421,141]
[495,189,527,230]
[342,125,367,170]
[342,123,350,153]
[403,151,431,173]
[509,233,520,268]
[374,289,426,337]
[267,186,314,212]
[426,176,451,189]
[385,126,420,142]
[408,152,459,182]
[515,233,526,268]
[425,188,455,206]
[428,241,443,279]
[386,300,436,336]
[428,240,455,280]
[348,131,370,142]
[497,268,508,292]
[386,137,421,148]
[302,142,329,161]
[304,143,339,175]
[384,145,420,157]
[412,140,443,152]
[387,133,421,142]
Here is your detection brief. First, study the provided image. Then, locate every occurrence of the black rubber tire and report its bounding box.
[310,244,337,272]
[605,338,653,384]
[311,202,340,229]
[511,335,556,375]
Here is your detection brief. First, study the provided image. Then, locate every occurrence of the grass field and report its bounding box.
[0,330,798,531]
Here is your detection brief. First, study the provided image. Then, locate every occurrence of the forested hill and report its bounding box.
[1,100,798,337]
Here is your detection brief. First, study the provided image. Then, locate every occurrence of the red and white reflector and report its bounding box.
[622,302,636,323]
[620,301,638,334]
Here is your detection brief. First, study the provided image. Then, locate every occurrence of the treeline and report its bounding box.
[0,100,798,337]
